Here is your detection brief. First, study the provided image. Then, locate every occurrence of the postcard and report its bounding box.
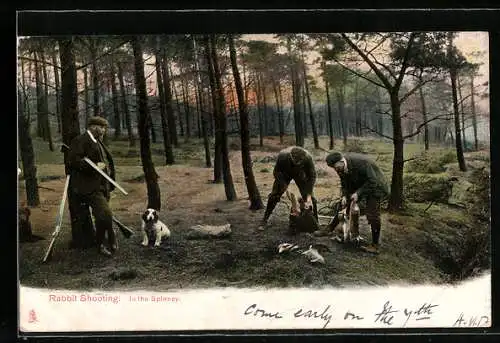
[17,12,491,333]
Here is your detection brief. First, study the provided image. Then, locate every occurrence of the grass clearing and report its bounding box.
[18,135,490,290]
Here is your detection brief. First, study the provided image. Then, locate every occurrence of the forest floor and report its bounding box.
[18,135,491,291]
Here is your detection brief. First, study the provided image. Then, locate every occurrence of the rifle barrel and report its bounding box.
[42,175,70,263]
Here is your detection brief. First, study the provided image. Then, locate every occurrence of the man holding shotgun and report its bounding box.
[68,116,118,257]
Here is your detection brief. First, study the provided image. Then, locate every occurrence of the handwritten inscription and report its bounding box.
[243,301,440,328]
[403,303,439,327]
[344,310,364,321]
[243,304,332,327]
[244,304,283,319]
[294,305,332,328]
[374,301,399,326]
[453,312,490,327]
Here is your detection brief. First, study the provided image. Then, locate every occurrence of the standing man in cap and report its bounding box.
[258,146,318,230]
[68,116,117,257]
[323,151,389,254]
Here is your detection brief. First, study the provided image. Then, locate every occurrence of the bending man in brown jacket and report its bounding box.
[259,146,318,230]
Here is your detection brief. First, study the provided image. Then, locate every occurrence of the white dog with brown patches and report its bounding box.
[141,208,171,247]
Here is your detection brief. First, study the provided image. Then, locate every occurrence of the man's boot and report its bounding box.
[360,221,381,254]
[258,197,279,231]
[98,244,112,257]
[108,229,118,253]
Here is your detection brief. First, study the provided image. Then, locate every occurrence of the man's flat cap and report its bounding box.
[88,116,109,127]
[289,147,309,165]
[326,152,344,167]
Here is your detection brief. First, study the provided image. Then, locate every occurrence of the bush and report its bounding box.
[423,223,490,282]
[403,172,454,203]
[257,155,277,163]
[466,151,490,162]
[343,139,366,153]
[466,167,490,221]
[405,150,457,174]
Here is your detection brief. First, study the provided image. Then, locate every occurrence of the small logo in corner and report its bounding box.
[28,309,38,323]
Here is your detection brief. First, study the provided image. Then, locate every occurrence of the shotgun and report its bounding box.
[42,174,71,263]
[112,216,134,239]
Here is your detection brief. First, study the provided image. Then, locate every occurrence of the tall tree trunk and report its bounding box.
[193,36,212,168]
[181,77,191,140]
[336,87,348,147]
[228,81,240,133]
[33,51,44,139]
[204,35,222,183]
[194,83,201,134]
[388,93,404,212]
[117,62,135,148]
[20,56,26,96]
[109,63,121,140]
[59,38,94,244]
[229,35,262,209]
[354,79,362,136]
[170,72,185,137]
[89,42,100,117]
[59,38,82,170]
[470,75,478,151]
[287,37,303,147]
[162,57,179,147]
[208,94,215,137]
[196,87,202,139]
[325,75,334,150]
[301,58,319,148]
[376,87,384,136]
[51,50,61,133]
[256,73,264,147]
[149,111,157,144]
[301,81,308,138]
[83,66,90,126]
[272,77,285,144]
[132,36,161,210]
[418,74,430,151]
[242,61,248,105]
[209,34,237,199]
[292,67,303,146]
[40,50,54,151]
[450,67,467,172]
[457,75,467,148]
[154,45,174,165]
[28,56,32,85]
[262,78,269,137]
[18,89,40,206]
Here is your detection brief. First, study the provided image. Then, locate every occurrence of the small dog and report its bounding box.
[141,208,171,247]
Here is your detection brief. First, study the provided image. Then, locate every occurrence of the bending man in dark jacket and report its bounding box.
[68,116,117,257]
[259,146,318,230]
[324,151,389,254]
